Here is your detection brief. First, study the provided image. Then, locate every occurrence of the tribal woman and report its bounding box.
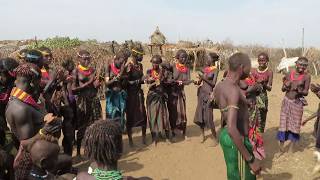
[251,53,273,133]
[125,45,147,147]
[168,49,193,139]
[277,57,311,153]
[72,50,102,156]
[243,75,265,160]
[145,55,170,145]
[193,52,219,144]
[105,50,129,131]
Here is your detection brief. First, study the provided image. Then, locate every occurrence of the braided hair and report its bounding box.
[83,119,123,167]
[14,63,41,80]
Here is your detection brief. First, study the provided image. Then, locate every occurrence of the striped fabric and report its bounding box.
[10,87,40,109]
[279,96,304,134]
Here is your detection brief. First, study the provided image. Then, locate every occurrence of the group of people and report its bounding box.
[0,42,319,180]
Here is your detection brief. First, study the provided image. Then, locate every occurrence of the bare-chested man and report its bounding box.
[277,57,311,153]
[214,53,261,180]
[5,63,72,179]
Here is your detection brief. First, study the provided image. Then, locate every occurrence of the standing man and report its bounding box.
[214,53,261,180]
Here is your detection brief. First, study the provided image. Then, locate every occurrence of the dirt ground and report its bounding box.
[71,57,320,180]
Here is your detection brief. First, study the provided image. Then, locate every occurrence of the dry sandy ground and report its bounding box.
[70,58,320,180]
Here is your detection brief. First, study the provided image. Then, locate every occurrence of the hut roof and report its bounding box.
[150,26,166,45]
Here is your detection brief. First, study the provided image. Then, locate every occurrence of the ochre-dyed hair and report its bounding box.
[83,119,123,167]
[14,63,41,80]
[228,52,250,71]
[258,52,269,61]
[175,49,187,59]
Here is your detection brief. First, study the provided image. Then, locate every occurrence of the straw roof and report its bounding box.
[150,26,166,45]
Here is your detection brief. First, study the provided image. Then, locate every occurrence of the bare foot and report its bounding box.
[279,142,285,153]
[212,137,219,147]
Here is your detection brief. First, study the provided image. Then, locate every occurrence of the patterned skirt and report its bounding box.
[277,96,304,142]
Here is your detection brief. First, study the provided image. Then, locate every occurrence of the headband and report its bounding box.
[26,54,41,60]
[77,52,91,59]
[39,50,52,56]
[132,49,144,55]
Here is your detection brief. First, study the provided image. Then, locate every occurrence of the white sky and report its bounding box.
[1,0,319,47]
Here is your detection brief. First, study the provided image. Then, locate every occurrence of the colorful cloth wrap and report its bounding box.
[277,96,304,142]
[220,128,256,180]
[105,89,127,131]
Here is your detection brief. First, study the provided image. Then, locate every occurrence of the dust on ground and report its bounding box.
[71,57,320,180]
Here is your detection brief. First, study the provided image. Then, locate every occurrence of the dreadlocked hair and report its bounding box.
[14,63,41,80]
[83,119,123,167]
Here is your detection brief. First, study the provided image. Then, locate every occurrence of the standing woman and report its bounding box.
[277,57,311,153]
[72,50,102,156]
[145,55,170,145]
[105,50,129,131]
[125,45,147,147]
[193,52,219,144]
[168,49,193,139]
[251,53,273,133]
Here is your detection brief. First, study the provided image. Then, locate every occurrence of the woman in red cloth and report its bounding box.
[72,50,102,156]
[193,52,219,144]
[277,57,311,153]
[251,53,273,133]
[167,49,194,140]
[243,74,266,160]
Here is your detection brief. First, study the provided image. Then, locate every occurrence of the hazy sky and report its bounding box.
[1,0,319,47]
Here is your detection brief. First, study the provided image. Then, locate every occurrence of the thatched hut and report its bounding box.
[150,26,166,45]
